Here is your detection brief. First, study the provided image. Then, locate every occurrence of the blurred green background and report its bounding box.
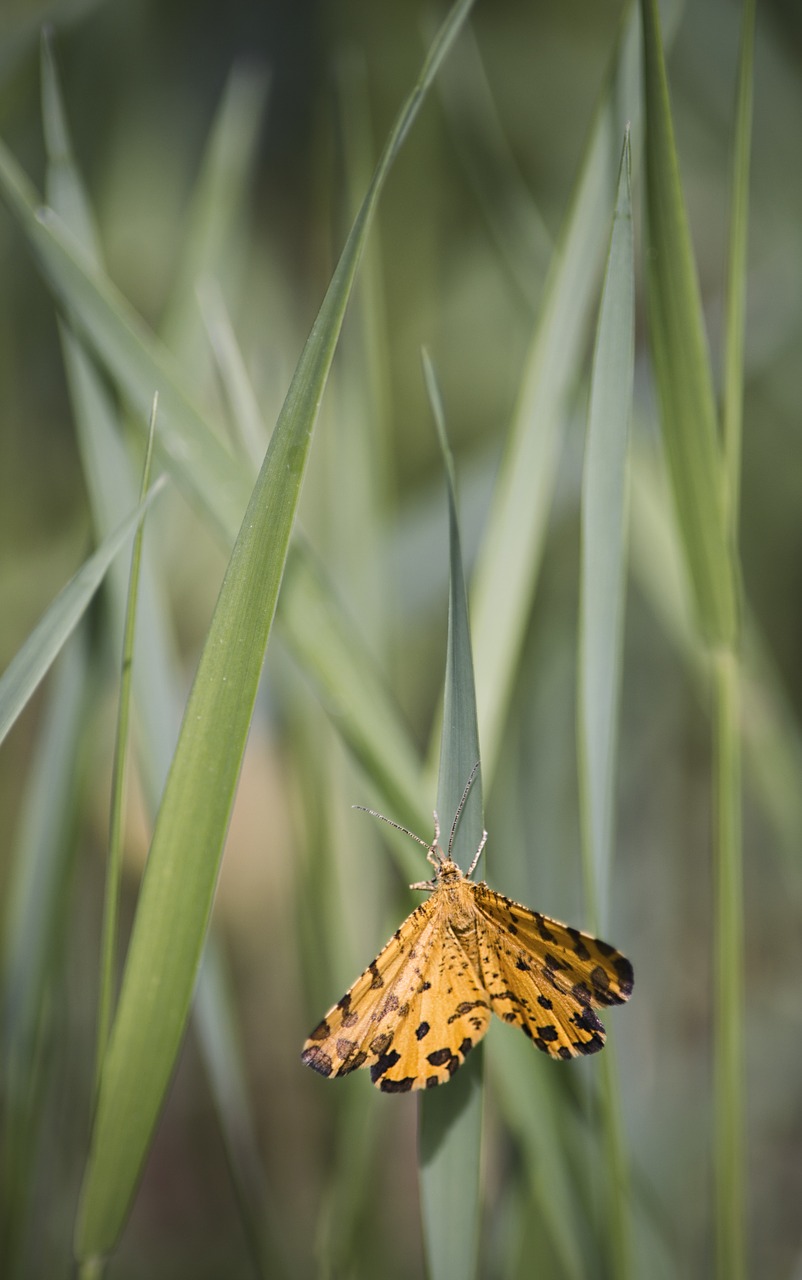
[1,0,802,1277]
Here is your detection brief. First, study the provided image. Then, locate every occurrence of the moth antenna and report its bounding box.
[353,805,431,852]
[446,761,482,857]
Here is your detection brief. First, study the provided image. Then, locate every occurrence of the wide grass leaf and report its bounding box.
[73,0,477,1261]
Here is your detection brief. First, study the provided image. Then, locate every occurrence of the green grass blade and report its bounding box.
[640,0,737,646]
[95,401,157,1086]
[721,0,755,537]
[279,545,424,867]
[577,132,635,1280]
[4,76,437,824]
[42,46,282,1267]
[0,631,89,1276]
[0,483,164,749]
[74,2,477,1260]
[470,4,641,781]
[0,135,250,545]
[577,130,634,923]
[418,353,483,1280]
[713,4,754,1276]
[712,648,744,1280]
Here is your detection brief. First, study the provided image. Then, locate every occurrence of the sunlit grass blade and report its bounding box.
[74,2,478,1262]
[0,482,164,749]
[640,0,736,646]
[0,630,89,1277]
[418,352,483,1280]
[470,4,641,781]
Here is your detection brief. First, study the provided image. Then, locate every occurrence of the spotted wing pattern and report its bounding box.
[470,882,634,1059]
[301,894,491,1092]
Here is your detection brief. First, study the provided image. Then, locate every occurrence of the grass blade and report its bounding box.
[0,630,89,1276]
[94,400,157,1084]
[713,3,754,1276]
[640,0,736,646]
[0,483,163,749]
[418,353,483,1280]
[470,4,641,780]
[74,1,478,1261]
[577,131,635,1280]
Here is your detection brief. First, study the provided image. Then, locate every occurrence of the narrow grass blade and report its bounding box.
[6,60,440,824]
[0,483,163,749]
[640,0,737,646]
[95,401,157,1084]
[470,4,641,781]
[0,630,89,1276]
[712,647,744,1280]
[721,0,755,537]
[279,546,424,870]
[418,353,483,1280]
[74,2,478,1261]
[577,132,635,1280]
[713,5,754,1276]
[0,136,251,545]
[488,1035,585,1280]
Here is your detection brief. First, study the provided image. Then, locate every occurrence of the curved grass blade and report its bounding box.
[0,482,164,749]
[577,132,635,1280]
[73,1,478,1262]
[418,352,483,1280]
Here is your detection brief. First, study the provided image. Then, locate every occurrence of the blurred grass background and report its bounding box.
[1,0,802,1277]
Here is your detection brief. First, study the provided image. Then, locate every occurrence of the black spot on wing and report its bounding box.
[614,955,634,997]
[308,1019,330,1042]
[427,1047,452,1067]
[575,1032,605,1055]
[369,1032,393,1056]
[380,1076,415,1093]
[415,1021,430,1041]
[302,1045,333,1076]
[370,1049,401,1083]
[537,995,553,1010]
[337,1050,367,1075]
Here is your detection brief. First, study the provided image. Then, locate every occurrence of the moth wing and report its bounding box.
[375,923,491,1091]
[470,883,633,1060]
[472,882,633,1007]
[301,897,439,1083]
[302,894,491,1092]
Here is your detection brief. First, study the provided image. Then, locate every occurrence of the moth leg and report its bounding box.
[466,829,488,878]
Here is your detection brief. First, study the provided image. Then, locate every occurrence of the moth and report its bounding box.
[302,771,633,1093]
